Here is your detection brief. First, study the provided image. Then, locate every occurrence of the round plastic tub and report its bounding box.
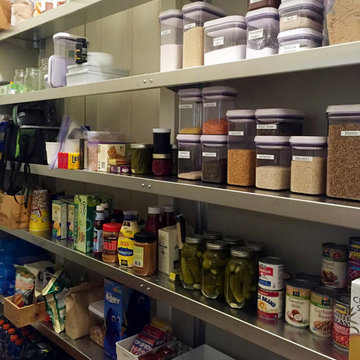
[204,16,247,66]
[278,28,323,54]
[248,0,281,12]
[177,134,202,180]
[245,7,280,59]
[254,136,291,190]
[290,136,327,195]
[178,88,203,134]
[159,9,183,72]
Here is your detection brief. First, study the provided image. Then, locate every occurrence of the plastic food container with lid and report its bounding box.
[290,136,327,195]
[248,0,281,12]
[279,0,324,33]
[130,144,152,175]
[227,110,257,187]
[245,7,280,59]
[255,108,304,136]
[278,28,323,54]
[326,105,360,201]
[159,9,183,72]
[202,86,237,135]
[182,1,225,68]
[254,136,291,190]
[178,88,203,134]
[153,128,171,154]
[204,16,247,66]
[201,135,228,184]
[177,134,202,180]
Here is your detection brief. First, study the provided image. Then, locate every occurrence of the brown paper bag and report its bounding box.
[65,282,104,340]
[0,192,32,229]
[0,0,11,30]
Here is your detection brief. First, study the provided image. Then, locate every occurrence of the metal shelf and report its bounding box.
[27,164,360,229]
[0,226,347,360]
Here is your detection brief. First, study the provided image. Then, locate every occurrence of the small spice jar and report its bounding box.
[290,136,327,195]
[102,223,122,264]
[130,144,152,175]
[227,109,257,187]
[177,134,202,180]
[201,135,228,183]
[254,136,291,190]
[133,232,157,277]
[178,88,203,134]
[152,154,172,176]
[248,0,281,11]
[153,128,171,154]
[202,86,237,135]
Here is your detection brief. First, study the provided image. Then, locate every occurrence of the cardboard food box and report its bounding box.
[67,202,75,244]
[158,226,179,275]
[350,278,360,359]
[52,200,67,240]
[97,144,131,173]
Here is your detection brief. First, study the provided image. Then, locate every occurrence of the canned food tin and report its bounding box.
[295,273,321,284]
[321,243,348,289]
[332,295,350,351]
[259,257,284,290]
[348,237,360,286]
[257,288,283,320]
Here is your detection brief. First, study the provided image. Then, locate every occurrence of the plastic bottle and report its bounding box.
[6,334,18,360]
[101,203,111,223]
[0,324,11,355]
[93,205,105,258]
[0,327,15,360]
[161,205,176,227]
[11,338,23,360]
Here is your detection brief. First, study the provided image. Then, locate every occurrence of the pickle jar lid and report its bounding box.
[203,230,222,240]
[246,241,265,252]
[231,246,252,258]
[206,240,228,250]
[222,235,245,246]
[185,234,204,244]
[134,232,156,243]
[148,206,161,215]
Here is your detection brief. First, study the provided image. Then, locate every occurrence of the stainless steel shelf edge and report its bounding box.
[29,164,360,229]
[0,227,346,360]
[0,41,360,105]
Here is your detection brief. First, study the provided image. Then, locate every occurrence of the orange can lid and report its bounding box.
[10,335,18,342]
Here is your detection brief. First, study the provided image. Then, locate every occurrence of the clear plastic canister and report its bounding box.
[159,9,183,72]
[204,15,247,66]
[278,28,323,54]
[182,1,225,68]
[53,32,79,58]
[227,110,256,187]
[254,136,291,190]
[178,88,203,134]
[202,86,237,135]
[290,136,327,195]
[177,134,202,180]
[248,0,281,12]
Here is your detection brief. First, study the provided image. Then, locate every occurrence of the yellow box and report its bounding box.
[68,152,80,169]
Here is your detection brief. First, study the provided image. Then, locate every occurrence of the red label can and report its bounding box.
[332,295,350,351]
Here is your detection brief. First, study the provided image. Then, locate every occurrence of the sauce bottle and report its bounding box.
[93,205,105,259]
[162,205,176,227]
[145,207,162,236]
[118,211,139,267]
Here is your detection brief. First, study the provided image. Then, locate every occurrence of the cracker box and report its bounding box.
[51,200,67,240]
[67,202,75,244]
[158,226,179,275]
[350,278,360,359]
[97,144,131,172]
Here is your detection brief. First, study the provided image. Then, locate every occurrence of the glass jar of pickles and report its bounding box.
[180,235,204,290]
[201,241,230,299]
[225,247,256,309]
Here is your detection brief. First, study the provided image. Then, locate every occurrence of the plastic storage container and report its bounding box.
[178,88,203,134]
[201,135,228,183]
[245,7,280,59]
[326,105,360,201]
[202,86,237,135]
[279,0,324,33]
[182,2,225,68]
[290,136,327,195]
[278,28,323,54]
[248,0,281,12]
[177,134,202,180]
[227,110,257,186]
[204,16,247,66]
[255,108,304,136]
[159,9,183,72]
[254,136,291,190]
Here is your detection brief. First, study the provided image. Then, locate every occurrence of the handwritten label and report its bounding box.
[248,28,264,40]
[257,154,275,160]
[213,36,224,47]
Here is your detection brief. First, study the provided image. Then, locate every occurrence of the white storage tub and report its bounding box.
[174,344,235,360]
[278,28,323,54]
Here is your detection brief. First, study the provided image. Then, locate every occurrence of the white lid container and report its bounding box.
[245,7,280,27]
[204,15,246,33]
[177,134,201,142]
[290,136,327,149]
[202,86,237,99]
[255,108,304,122]
[227,109,256,120]
[158,9,183,24]
[182,1,225,25]
[201,135,228,143]
[279,0,324,17]
[278,28,323,54]
[326,104,360,117]
[255,135,290,146]
[178,88,202,102]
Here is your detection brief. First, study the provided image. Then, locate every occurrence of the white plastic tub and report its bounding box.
[278,28,323,54]
[174,344,235,360]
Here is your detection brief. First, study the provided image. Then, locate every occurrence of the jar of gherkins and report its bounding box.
[201,241,230,299]
[180,235,204,290]
[130,144,153,175]
[225,246,257,309]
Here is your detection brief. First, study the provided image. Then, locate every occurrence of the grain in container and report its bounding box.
[248,0,281,12]
[278,28,323,54]
[245,7,279,59]
[254,136,291,190]
[182,2,225,68]
[326,105,360,201]
[278,0,324,33]
[332,294,351,351]
[159,9,183,72]
[178,88,203,134]
[201,135,228,184]
[176,134,202,180]
[290,136,327,195]
[202,86,237,135]
[259,256,284,290]
[227,110,256,187]
[204,16,247,66]
[255,108,304,136]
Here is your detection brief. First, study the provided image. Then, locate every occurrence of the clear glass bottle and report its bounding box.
[13,69,25,94]
[31,68,40,91]
[38,58,49,90]
[24,67,34,92]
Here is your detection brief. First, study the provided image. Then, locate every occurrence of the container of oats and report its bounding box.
[326,105,360,201]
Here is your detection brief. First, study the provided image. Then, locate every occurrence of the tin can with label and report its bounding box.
[332,295,350,351]
[259,257,284,290]
[348,237,360,286]
[257,288,283,320]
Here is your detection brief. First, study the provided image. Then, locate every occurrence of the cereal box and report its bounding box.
[350,278,360,359]
[97,144,131,172]
[67,202,75,244]
[52,200,67,240]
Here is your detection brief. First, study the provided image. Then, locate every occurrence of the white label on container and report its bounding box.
[229,131,244,136]
[161,29,171,36]
[250,0,262,3]
[257,154,275,160]
[179,104,193,109]
[292,156,313,162]
[184,22,196,30]
[257,124,278,130]
[178,151,191,159]
[203,152,217,158]
[248,28,264,40]
[203,102,217,108]
[341,131,360,136]
[213,36,224,47]
[284,15,298,23]
[279,44,301,54]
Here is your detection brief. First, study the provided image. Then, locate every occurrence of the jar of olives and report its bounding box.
[180,235,205,290]
[225,247,257,309]
[201,240,230,299]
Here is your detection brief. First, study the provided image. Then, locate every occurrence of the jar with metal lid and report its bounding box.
[177,134,202,180]
[171,144,178,176]
[152,154,172,176]
[130,144,152,175]
[222,235,245,247]
[102,223,122,264]
[225,246,256,309]
[201,240,230,299]
[178,88,203,134]
[180,235,205,290]
[133,232,157,277]
[203,230,222,241]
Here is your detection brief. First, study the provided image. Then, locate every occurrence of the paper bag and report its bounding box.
[0,0,11,30]
[0,192,32,229]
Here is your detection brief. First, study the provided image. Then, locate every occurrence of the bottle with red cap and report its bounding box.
[12,338,24,360]
[6,334,19,359]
